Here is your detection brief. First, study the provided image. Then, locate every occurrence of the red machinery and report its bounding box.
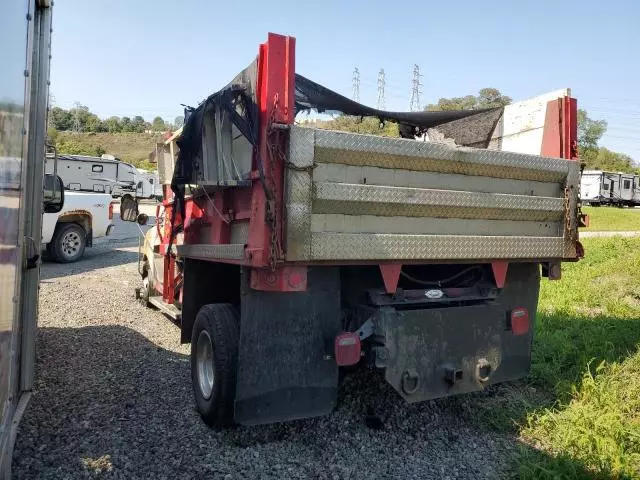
[130,33,582,427]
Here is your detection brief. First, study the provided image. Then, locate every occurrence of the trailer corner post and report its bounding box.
[247,33,295,273]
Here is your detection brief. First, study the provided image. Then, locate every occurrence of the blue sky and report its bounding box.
[50,0,639,160]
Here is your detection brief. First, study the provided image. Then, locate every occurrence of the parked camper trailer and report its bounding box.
[135,169,161,199]
[633,175,640,205]
[580,170,608,206]
[44,154,137,197]
[620,173,635,205]
[580,170,640,207]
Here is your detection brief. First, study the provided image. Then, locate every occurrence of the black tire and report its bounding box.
[49,223,86,263]
[190,304,240,427]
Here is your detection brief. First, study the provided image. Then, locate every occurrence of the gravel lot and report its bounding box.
[12,230,518,479]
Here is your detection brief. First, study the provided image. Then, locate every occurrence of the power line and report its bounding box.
[377,69,386,110]
[409,64,422,112]
[352,67,360,103]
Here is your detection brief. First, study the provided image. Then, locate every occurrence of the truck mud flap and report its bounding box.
[235,267,340,425]
[374,263,540,403]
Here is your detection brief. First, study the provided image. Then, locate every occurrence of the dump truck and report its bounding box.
[1,1,66,476]
[126,33,583,427]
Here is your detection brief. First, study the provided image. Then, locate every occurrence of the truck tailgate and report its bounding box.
[284,126,580,262]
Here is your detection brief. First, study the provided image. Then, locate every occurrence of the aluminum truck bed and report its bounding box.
[285,126,580,262]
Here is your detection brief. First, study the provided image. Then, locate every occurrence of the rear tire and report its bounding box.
[191,304,239,427]
[49,223,86,263]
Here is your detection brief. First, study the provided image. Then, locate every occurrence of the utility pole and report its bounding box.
[73,101,81,132]
[409,64,422,112]
[377,69,386,110]
[352,67,360,103]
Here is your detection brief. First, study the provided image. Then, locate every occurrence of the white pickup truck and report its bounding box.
[42,191,115,262]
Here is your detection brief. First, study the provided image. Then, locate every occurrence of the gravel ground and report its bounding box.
[12,240,518,479]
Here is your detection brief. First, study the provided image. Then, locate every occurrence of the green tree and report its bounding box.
[104,116,122,133]
[425,88,512,111]
[174,115,184,128]
[49,106,73,130]
[316,116,399,137]
[152,116,166,131]
[577,109,607,157]
[120,116,133,132]
[132,115,146,133]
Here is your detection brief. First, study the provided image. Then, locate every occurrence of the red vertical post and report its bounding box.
[246,33,296,268]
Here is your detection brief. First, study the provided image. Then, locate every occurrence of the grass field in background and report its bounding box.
[506,237,640,478]
[581,206,640,232]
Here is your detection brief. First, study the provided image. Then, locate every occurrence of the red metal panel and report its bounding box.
[379,264,402,294]
[541,99,561,158]
[250,266,307,292]
[491,261,509,289]
[541,96,578,160]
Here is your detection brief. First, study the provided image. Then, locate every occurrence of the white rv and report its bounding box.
[135,169,161,199]
[580,170,609,206]
[44,154,137,197]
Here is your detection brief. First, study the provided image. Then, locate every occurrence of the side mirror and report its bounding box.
[120,193,139,222]
[43,174,64,213]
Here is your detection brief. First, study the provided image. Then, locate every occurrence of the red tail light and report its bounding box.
[108,201,114,220]
[510,307,529,335]
[335,332,361,366]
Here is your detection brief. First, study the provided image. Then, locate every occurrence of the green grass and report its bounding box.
[505,237,640,478]
[581,206,640,232]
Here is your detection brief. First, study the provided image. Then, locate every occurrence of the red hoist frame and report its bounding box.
[156,33,581,303]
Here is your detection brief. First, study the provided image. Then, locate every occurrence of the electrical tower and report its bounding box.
[377,69,386,110]
[47,93,55,129]
[352,67,360,103]
[73,101,81,132]
[409,64,422,111]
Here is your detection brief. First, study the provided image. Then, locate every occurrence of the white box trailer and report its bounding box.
[580,170,609,205]
[44,154,137,197]
[135,169,161,199]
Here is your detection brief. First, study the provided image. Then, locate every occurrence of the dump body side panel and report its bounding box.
[285,126,580,263]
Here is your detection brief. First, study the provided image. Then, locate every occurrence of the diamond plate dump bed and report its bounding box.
[285,126,580,262]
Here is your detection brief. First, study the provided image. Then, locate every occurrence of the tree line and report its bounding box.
[48,105,183,134]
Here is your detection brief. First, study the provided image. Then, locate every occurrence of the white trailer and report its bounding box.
[44,154,137,197]
[580,170,608,206]
[1,1,64,475]
[135,169,161,199]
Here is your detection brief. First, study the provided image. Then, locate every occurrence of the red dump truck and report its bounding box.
[125,33,583,427]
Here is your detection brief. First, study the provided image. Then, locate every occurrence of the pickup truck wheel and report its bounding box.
[50,223,86,263]
[191,304,239,428]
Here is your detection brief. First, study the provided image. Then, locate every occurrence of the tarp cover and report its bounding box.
[169,62,502,248]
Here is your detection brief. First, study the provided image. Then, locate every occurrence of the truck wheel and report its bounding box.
[49,223,86,263]
[191,304,239,427]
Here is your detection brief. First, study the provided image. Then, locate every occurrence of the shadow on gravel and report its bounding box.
[12,325,517,479]
[14,316,634,479]
[40,245,140,280]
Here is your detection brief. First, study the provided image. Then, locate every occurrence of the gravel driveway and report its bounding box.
[12,241,517,479]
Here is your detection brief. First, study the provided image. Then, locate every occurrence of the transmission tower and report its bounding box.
[352,67,360,103]
[377,69,386,110]
[47,93,55,129]
[409,64,423,111]
[73,101,81,132]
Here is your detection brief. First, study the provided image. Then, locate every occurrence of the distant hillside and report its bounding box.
[49,131,161,170]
